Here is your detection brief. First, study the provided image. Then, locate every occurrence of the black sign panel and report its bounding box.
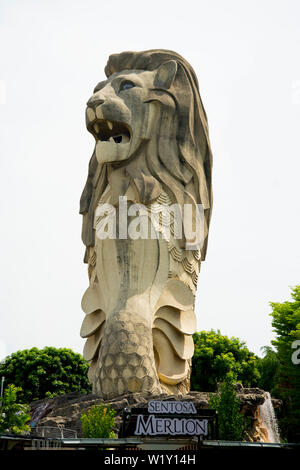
[119,401,218,439]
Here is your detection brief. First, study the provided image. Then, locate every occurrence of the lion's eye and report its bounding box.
[120,81,135,92]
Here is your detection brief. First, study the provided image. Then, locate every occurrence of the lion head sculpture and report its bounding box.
[80,50,213,398]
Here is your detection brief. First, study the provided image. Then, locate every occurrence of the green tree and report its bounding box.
[0,384,31,435]
[209,378,246,441]
[81,404,116,438]
[270,286,300,442]
[0,347,92,403]
[256,346,280,392]
[191,330,260,392]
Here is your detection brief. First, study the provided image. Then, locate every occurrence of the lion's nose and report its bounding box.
[87,97,104,110]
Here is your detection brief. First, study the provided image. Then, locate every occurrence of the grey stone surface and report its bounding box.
[94,312,161,398]
[80,50,214,398]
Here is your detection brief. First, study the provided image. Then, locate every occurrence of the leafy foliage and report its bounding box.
[270,286,300,442]
[81,404,116,438]
[0,384,31,434]
[256,346,280,392]
[0,347,92,403]
[209,378,246,441]
[191,330,260,391]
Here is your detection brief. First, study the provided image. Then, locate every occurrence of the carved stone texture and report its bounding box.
[79,50,213,399]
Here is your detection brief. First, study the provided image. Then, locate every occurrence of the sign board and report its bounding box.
[120,401,218,439]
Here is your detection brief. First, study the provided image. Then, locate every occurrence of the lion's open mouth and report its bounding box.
[88,119,131,144]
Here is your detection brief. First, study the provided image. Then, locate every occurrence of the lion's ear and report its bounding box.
[154,60,177,89]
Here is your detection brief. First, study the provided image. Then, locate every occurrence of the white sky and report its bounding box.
[0,0,299,361]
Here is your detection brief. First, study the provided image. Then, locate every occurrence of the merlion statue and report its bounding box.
[80,50,213,399]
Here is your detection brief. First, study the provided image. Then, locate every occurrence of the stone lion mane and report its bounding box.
[80,49,213,261]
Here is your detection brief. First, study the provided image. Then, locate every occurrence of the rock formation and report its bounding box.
[33,386,280,442]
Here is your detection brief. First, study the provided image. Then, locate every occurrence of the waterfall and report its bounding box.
[259,392,281,443]
[30,401,53,429]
